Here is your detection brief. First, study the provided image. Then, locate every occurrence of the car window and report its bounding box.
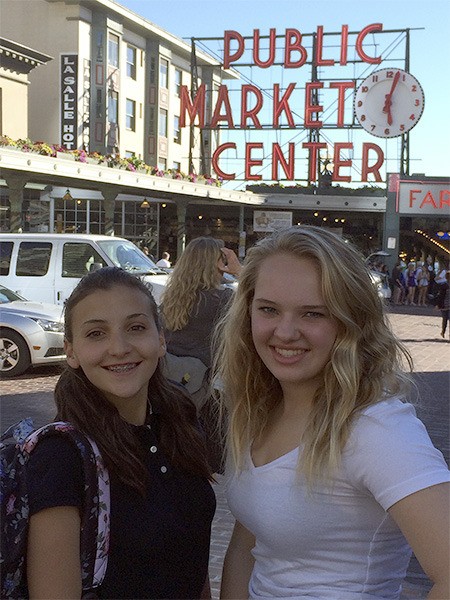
[0,242,13,276]
[62,243,106,278]
[16,242,52,277]
[97,239,160,273]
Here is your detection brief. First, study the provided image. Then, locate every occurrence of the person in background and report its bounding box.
[436,271,450,340]
[161,237,240,369]
[156,252,171,269]
[26,267,215,599]
[161,237,241,473]
[416,261,430,307]
[404,262,418,305]
[391,260,406,305]
[435,262,449,285]
[214,226,449,600]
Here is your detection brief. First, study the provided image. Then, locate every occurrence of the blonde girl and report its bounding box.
[214,226,449,600]
[161,237,240,368]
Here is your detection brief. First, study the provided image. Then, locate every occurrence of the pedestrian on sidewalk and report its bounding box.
[214,226,450,600]
[437,270,450,340]
[404,262,418,305]
[25,267,215,599]
[392,260,406,305]
[156,251,171,269]
[161,237,241,369]
[415,261,430,306]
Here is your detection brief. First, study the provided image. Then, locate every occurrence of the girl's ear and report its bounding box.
[64,339,80,368]
[158,331,166,358]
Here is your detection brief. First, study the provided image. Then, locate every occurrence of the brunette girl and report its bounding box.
[26,267,215,599]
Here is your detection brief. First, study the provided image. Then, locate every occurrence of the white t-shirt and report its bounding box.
[435,269,447,284]
[226,398,450,600]
[156,258,171,268]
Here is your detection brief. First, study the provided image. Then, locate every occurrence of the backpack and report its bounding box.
[0,419,110,599]
[162,352,210,412]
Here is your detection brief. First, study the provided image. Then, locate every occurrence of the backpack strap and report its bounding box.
[0,417,35,445]
[22,422,110,592]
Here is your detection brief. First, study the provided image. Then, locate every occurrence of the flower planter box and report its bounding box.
[56,151,75,161]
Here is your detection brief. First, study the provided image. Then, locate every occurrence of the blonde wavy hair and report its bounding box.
[161,237,224,330]
[213,226,413,483]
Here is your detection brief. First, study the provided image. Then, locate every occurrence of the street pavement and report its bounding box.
[1,304,449,599]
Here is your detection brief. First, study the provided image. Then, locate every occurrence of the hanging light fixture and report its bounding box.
[141,199,150,208]
[62,189,73,201]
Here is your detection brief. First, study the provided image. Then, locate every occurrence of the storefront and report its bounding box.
[384,175,450,272]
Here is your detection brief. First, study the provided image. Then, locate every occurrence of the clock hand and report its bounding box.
[382,71,401,125]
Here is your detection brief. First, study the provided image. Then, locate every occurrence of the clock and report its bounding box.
[354,68,425,138]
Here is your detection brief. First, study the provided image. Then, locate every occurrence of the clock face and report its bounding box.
[354,69,425,138]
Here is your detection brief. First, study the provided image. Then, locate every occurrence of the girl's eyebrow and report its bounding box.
[81,313,150,325]
[81,318,106,325]
[126,313,151,320]
[253,298,327,310]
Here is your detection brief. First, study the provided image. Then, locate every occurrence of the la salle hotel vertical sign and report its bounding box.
[60,55,78,150]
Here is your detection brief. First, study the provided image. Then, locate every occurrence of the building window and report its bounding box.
[126,45,136,79]
[173,161,181,172]
[173,115,181,143]
[159,108,168,137]
[125,150,134,158]
[108,33,119,67]
[160,58,168,89]
[126,99,136,131]
[158,158,167,171]
[108,90,118,124]
[174,68,182,96]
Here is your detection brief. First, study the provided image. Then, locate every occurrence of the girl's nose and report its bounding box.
[274,315,301,341]
[108,332,131,355]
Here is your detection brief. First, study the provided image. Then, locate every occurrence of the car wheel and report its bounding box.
[0,328,31,377]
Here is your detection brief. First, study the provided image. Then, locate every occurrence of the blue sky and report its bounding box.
[117,0,449,186]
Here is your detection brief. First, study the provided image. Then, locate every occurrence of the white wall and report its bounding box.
[0,70,28,138]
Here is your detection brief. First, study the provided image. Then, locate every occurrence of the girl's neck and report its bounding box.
[114,398,149,426]
[280,380,319,420]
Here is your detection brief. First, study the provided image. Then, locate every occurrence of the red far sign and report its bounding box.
[397,181,450,215]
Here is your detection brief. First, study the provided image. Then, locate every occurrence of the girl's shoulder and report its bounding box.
[357,396,414,419]
[347,397,423,450]
[26,434,85,514]
[345,397,450,509]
